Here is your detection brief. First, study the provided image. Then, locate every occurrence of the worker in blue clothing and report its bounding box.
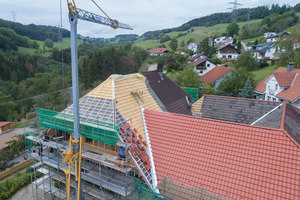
[118,146,126,167]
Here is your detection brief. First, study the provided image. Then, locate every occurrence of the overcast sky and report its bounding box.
[0,0,298,38]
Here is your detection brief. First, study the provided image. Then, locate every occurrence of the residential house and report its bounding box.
[142,67,194,115]
[266,32,291,43]
[142,109,300,199]
[27,73,165,198]
[264,32,277,38]
[199,65,233,87]
[148,48,169,56]
[251,42,278,62]
[192,94,300,144]
[186,57,217,75]
[214,36,232,45]
[254,63,300,108]
[187,42,197,53]
[187,53,206,63]
[216,44,239,60]
[216,37,233,48]
[0,122,12,134]
[174,51,185,55]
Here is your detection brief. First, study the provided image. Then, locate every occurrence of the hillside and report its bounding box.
[134,11,300,50]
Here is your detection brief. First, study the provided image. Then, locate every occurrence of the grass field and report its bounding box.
[251,65,278,84]
[17,37,84,56]
[134,19,262,49]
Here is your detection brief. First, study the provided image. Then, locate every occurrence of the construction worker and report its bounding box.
[118,146,125,167]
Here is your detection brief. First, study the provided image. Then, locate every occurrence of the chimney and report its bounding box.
[157,64,164,80]
[287,62,294,73]
[157,64,163,72]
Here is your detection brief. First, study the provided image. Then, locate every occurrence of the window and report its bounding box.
[200,71,203,74]
[275,84,278,90]
[273,97,276,101]
[228,55,232,59]
[207,64,210,67]
[267,96,271,100]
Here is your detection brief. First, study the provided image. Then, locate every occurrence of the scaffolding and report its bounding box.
[26,103,139,200]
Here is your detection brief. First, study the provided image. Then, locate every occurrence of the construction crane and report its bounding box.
[63,1,132,200]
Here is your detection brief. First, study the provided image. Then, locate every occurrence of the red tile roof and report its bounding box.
[254,67,300,101]
[199,66,232,84]
[144,109,300,200]
[273,72,297,86]
[149,48,169,54]
[0,122,11,127]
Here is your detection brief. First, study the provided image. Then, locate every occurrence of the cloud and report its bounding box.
[0,0,298,38]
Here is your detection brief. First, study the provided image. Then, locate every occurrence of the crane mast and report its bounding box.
[63,1,132,200]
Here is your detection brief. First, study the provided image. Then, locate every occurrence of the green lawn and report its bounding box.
[251,65,278,84]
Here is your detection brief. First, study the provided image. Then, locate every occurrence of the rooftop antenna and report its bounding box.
[227,0,242,23]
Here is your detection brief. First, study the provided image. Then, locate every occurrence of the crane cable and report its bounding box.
[90,0,113,21]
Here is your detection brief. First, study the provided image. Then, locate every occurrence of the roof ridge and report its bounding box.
[280,102,287,130]
[202,94,281,104]
[282,129,300,149]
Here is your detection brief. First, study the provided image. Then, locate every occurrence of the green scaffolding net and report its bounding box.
[134,178,232,200]
[181,87,199,101]
[37,108,119,146]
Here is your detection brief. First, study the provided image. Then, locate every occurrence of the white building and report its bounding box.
[187,42,198,53]
[251,43,279,61]
[187,57,217,75]
[216,44,239,60]
[254,63,300,109]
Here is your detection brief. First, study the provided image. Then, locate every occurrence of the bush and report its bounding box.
[0,172,31,200]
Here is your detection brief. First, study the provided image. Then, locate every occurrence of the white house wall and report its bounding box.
[217,52,239,60]
[194,61,217,75]
[265,75,284,101]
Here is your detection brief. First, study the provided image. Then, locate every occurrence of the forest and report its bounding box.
[0,19,70,41]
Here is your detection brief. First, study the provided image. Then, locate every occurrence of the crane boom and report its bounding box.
[77,8,132,30]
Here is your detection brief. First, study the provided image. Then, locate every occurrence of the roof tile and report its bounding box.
[199,66,232,84]
[144,109,300,200]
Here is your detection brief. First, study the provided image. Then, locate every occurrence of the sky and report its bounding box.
[0,0,298,38]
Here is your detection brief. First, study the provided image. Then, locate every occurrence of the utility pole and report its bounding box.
[228,0,242,23]
[11,10,16,22]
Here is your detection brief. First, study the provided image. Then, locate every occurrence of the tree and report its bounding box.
[276,31,300,68]
[176,67,201,88]
[239,78,255,98]
[235,51,259,71]
[226,23,239,37]
[254,39,258,45]
[44,39,54,48]
[237,41,242,51]
[187,38,195,45]
[217,69,254,97]
[169,38,178,51]
[180,40,185,48]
